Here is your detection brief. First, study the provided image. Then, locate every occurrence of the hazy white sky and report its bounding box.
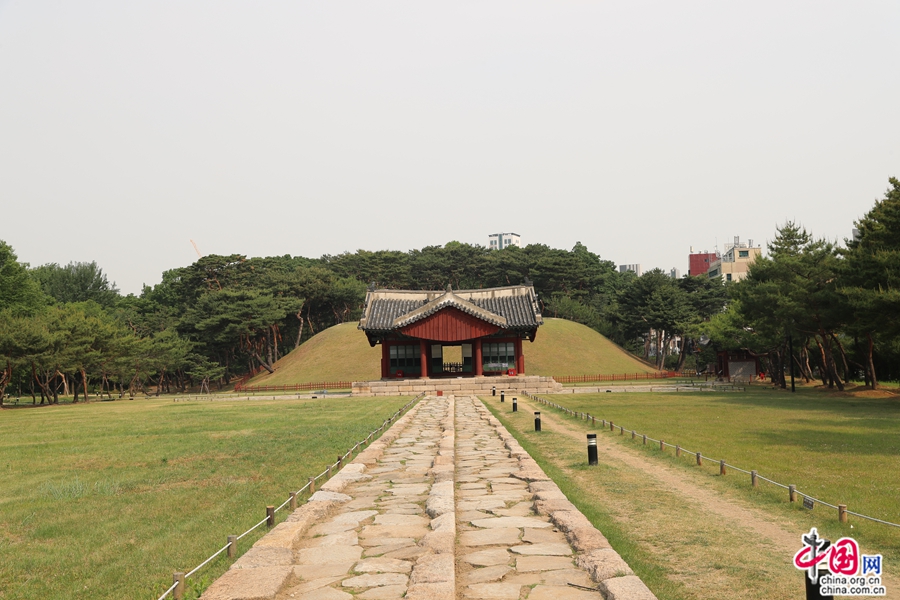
[1,1,898,294]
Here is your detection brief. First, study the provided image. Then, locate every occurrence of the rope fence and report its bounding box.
[523,392,900,531]
[553,371,679,384]
[233,380,352,393]
[156,393,423,600]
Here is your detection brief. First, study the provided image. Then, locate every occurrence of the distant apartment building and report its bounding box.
[688,249,719,276]
[707,237,761,282]
[669,268,681,279]
[488,232,521,250]
[618,264,642,276]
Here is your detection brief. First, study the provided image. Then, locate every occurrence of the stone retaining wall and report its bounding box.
[352,375,562,397]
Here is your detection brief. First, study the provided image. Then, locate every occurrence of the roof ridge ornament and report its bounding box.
[390,290,507,329]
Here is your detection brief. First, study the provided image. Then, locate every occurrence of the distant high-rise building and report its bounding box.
[688,248,719,277]
[488,232,521,250]
[619,264,642,276]
[706,237,761,282]
[669,268,681,279]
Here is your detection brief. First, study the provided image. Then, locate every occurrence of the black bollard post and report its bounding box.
[492,386,496,396]
[501,391,505,403]
[587,433,598,465]
[512,397,517,412]
[534,412,541,431]
[804,568,834,599]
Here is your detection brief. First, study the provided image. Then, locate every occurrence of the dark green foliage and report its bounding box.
[7,176,899,397]
[707,177,900,387]
[0,240,46,314]
[30,261,120,308]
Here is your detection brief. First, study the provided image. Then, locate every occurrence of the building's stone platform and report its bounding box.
[352,375,562,397]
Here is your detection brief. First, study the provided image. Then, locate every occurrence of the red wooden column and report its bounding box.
[381,343,390,379]
[419,339,429,379]
[515,337,524,374]
[474,338,483,376]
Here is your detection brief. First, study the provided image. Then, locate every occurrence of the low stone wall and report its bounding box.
[352,375,562,397]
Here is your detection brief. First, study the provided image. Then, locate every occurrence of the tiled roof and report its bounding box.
[359,285,542,334]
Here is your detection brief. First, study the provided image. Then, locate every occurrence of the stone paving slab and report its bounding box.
[200,394,657,600]
[455,395,658,599]
[201,396,454,600]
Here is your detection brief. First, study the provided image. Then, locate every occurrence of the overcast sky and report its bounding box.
[1,1,897,295]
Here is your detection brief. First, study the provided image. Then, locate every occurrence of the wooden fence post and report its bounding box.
[676,445,681,457]
[839,504,848,522]
[751,470,758,488]
[720,460,726,476]
[266,505,275,527]
[696,452,702,466]
[660,439,664,451]
[789,485,796,503]
[173,572,185,600]
[309,477,316,494]
[227,535,237,558]
[289,492,297,510]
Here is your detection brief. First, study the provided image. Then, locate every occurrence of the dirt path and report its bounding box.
[509,395,900,599]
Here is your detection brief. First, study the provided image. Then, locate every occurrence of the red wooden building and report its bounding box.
[358,284,543,379]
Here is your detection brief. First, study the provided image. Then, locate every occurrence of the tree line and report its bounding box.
[703,178,900,390]
[1,176,896,403]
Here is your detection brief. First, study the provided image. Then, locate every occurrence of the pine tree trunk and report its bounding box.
[813,338,829,386]
[273,325,279,362]
[821,334,844,391]
[831,333,851,383]
[799,344,813,382]
[675,337,687,372]
[866,333,878,389]
[294,306,303,350]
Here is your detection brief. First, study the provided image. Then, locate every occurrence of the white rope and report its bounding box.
[156,580,178,600]
[538,397,899,528]
[155,395,428,595]
[846,511,900,528]
[236,516,270,541]
[185,542,231,578]
[756,475,790,490]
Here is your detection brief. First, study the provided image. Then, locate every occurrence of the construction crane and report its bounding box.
[190,239,222,290]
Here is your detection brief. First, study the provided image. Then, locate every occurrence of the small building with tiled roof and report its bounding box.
[358,283,543,379]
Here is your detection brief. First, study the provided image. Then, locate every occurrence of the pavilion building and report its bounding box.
[358,283,543,380]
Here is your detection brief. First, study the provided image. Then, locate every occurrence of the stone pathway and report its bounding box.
[201,395,655,600]
[456,396,596,599]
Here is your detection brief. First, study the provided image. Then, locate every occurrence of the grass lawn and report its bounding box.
[484,387,900,599]
[0,395,409,600]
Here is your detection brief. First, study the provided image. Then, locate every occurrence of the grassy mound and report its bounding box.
[527,318,656,377]
[251,318,656,385]
[250,323,381,385]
